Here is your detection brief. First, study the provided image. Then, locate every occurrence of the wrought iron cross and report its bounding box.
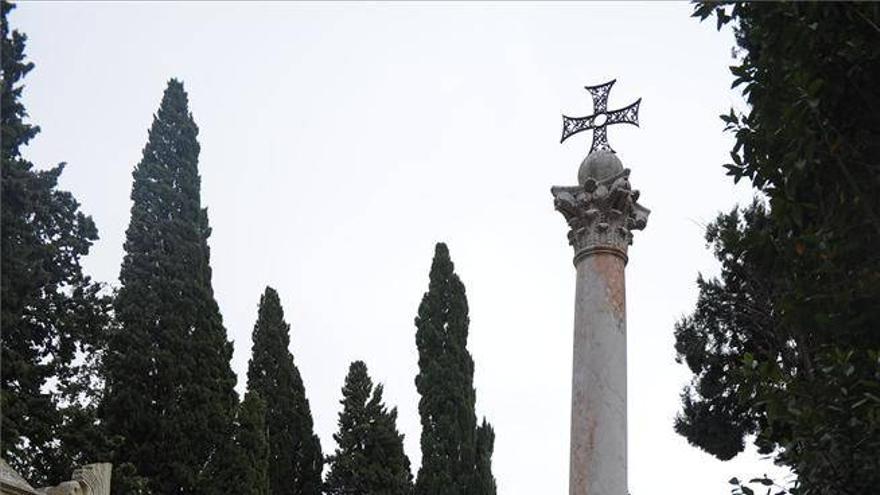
[561,80,641,154]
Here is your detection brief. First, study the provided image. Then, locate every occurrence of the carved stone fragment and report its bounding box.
[0,460,111,495]
[41,464,111,495]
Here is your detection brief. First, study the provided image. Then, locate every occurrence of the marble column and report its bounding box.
[551,150,649,495]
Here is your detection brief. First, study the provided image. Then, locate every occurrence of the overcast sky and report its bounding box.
[15,2,790,493]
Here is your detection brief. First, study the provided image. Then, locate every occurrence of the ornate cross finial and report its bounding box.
[561,80,641,154]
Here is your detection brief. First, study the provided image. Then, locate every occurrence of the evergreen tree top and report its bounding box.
[417,242,472,371]
[1,1,39,160]
[326,360,413,495]
[158,79,196,131]
[132,78,201,201]
[338,360,372,411]
[247,286,293,372]
[119,76,214,290]
[148,78,198,140]
[246,286,323,495]
[427,242,458,287]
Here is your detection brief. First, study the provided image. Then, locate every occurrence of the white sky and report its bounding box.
[15,2,790,493]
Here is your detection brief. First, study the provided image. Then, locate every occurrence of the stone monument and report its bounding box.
[552,80,649,495]
[0,459,37,495]
[0,459,111,495]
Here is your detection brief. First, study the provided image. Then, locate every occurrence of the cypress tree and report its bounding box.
[1,1,110,485]
[101,79,239,494]
[325,360,413,495]
[246,287,323,495]
[237,392,270,495]
[209,391,270,495]
[474,420,496,495]
[414,243,495,495]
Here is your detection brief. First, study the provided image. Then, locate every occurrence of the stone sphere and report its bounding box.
[578,150,623,185]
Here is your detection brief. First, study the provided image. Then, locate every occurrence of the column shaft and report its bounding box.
[570,252,627,495]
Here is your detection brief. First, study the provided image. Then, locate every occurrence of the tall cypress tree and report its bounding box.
[101,79,239,494]
[325,360,413,495]
[246,287,323,495]
[414,243,495,495]
[1,1,110,485]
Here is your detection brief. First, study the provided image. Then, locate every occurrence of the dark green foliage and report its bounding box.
[237,392,270,495]
[208,392,270,495]
[474,419,496,495]
[677,3,880,494]
[101,79,239,494]
[325,361,413,495]
[1,1,110,485]
[246,287,323,495]
[414,243,495,495]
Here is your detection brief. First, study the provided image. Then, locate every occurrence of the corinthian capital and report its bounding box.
[551,151,649,264]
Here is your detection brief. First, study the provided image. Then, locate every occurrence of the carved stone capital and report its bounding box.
[551,168,649,265]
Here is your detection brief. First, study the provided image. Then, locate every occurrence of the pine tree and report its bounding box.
[1,1,110,485]
[414,243,495,495]
[101,79,239,494]
[325,361,413,495]
[246,287,323,495]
